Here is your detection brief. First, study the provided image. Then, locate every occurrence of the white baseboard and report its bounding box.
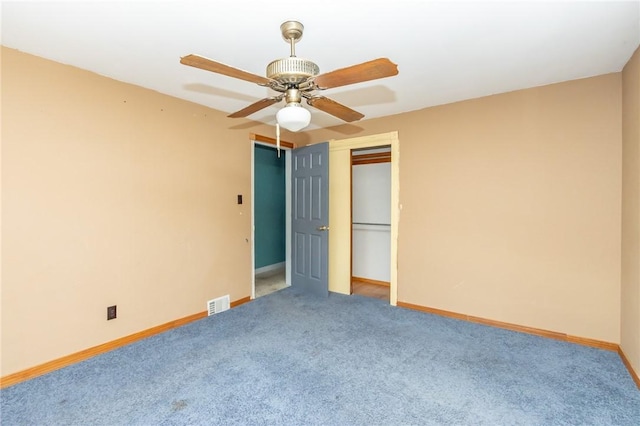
[255,261,285,276]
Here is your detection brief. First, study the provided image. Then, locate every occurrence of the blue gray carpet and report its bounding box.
[2,287,639,425]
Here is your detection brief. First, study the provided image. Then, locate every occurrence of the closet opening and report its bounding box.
[350,146,392,301]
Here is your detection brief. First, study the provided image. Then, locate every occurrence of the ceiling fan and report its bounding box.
[180,21,399,132]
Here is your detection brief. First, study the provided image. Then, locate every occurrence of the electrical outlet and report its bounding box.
[107,305,117,320]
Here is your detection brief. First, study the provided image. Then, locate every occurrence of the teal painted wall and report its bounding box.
[254,145,286,269]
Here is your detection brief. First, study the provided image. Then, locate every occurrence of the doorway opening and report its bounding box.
[251,135,293,299]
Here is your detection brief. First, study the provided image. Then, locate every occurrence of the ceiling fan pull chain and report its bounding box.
[276,123,281,158]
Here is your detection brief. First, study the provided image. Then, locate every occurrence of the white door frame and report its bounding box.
[328,131,400,305]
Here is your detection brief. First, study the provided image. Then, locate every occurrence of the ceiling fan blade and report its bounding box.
[228,96,282,118]
[313,58,399,89]
[180,54,273,86]
[306,96,364,122]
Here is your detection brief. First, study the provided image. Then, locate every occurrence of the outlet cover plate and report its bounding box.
[107,305,117,320]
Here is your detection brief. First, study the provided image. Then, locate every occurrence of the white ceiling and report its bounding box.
[2,1,639,130]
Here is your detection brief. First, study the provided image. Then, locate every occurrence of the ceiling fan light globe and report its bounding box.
[276,103,311,132]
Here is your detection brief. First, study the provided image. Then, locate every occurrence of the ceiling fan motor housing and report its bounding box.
[267,57,319,85]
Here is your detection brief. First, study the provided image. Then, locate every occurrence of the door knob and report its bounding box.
[317,225,330,231]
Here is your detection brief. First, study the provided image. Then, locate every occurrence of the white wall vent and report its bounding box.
[207,295,230,316]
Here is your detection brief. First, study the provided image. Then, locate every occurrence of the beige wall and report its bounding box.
[1,45,632,377]
[622,46,640,376]
[1,47,277,375]
[304,73,623,343]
